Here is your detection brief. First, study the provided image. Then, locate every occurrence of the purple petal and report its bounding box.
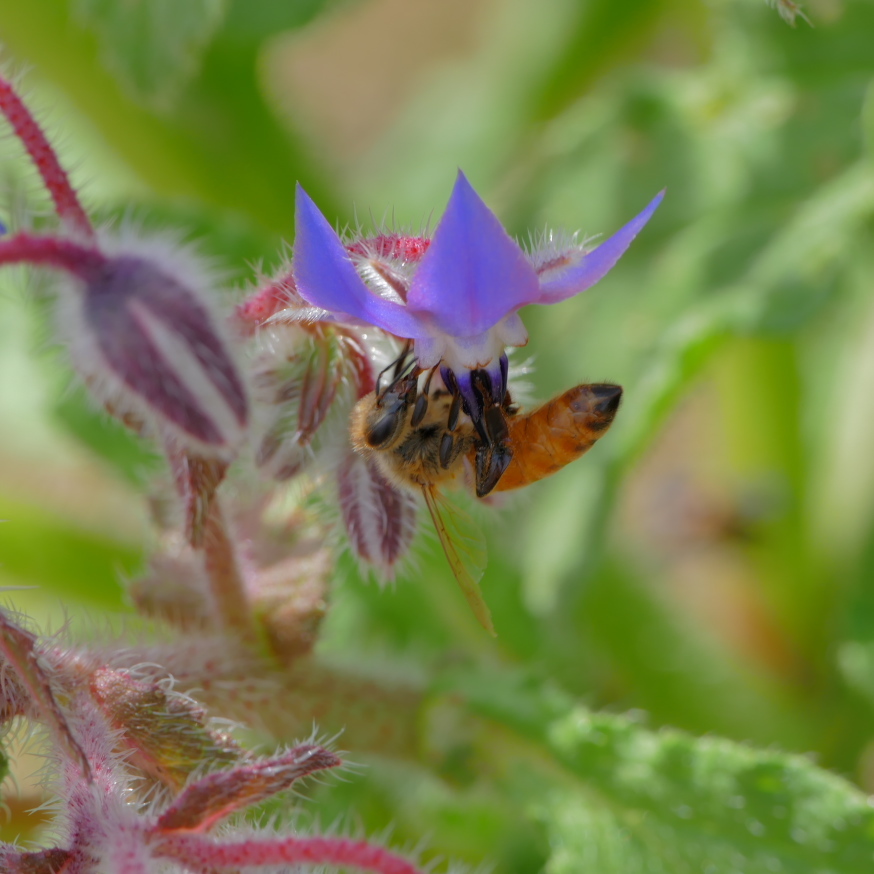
[536,190,665,304]
[292,185,428,338]
[407,171,540,336]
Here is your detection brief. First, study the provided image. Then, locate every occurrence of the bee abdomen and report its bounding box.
[492,383,622,492]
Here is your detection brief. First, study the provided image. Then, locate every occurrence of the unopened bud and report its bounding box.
[337,452,418,579]
[253,324,346,480]
[71,254,249,455]
[253,550,331,664]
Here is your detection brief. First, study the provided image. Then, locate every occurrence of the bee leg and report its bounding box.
[447,391,463,432]
[411,392,428,427]
[439,432,455,468]
[392,340,412,378]
[474,442,513,497]
[376,342,414,396]
[474,402,513,496]
[411,366,437,427]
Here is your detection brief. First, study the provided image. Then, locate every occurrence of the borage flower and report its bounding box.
[292,171,663,433]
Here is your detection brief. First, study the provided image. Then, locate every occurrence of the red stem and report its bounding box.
[156,833,422,874]
[0,75,95,240]
[0,232,105,280]
[202,498,257,643]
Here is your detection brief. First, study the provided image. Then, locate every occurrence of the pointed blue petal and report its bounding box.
[407,171,540,337]
[293,185,428,338]
[536,190,665,305]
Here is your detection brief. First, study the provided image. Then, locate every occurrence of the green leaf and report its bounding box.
[532,0,667,121]
[543,710,874,872]
[220,0,346,42]
[73,0,229,110]
[0,495,139,609]
[444,672,874,872]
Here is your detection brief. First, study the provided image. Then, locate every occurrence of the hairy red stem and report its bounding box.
[202,498,257,643]
[156,833,422,874]
[0,232,105,279]
[0,75,95,239]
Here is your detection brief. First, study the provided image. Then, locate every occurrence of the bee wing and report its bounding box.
[421,486,495,636]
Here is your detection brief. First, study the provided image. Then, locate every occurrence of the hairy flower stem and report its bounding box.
[0,232,105,277]
[202,500,257,643]
[156,833,422,874]
[0,74,95,239]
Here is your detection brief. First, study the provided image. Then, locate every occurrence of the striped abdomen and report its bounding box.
[490,383,622,492]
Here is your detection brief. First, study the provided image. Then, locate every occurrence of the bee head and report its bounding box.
[364,373,417,448]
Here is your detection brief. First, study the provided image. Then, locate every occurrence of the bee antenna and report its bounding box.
[391,340,413,379]
[375,344,419,402]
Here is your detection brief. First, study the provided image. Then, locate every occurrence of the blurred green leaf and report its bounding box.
[0,0,337,236]
[532,0,667,121]
[221,0,347,43]
[51,388,157,487]
[445,671,874,872]
[73,0,229,110]
[0,497,139,609]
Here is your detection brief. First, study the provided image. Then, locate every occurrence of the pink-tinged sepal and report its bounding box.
[534,190,665,304]
[0,611,92,780]
[407,170,540,335]
[80,255,249,453]
[90,668,241,792]
[234,272,302,333]
[252,324,352,480]
[338,452,418,579]
[294,184,428,338]
[156,744,340,833]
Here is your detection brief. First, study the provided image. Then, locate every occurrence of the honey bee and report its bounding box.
[474,382,622,492]
[349,363,622,633]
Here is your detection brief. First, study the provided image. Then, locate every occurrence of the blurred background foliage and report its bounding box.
[3,0,874,870]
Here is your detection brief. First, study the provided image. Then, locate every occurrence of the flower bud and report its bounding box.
[61,251,249,456]
[337,452,418,579]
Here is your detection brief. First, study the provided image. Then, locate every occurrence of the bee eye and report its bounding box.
[366,411,401,448]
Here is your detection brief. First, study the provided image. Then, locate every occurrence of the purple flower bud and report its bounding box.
[77,254,249,453]
[337,452,418,579]
[0,232,250,455]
